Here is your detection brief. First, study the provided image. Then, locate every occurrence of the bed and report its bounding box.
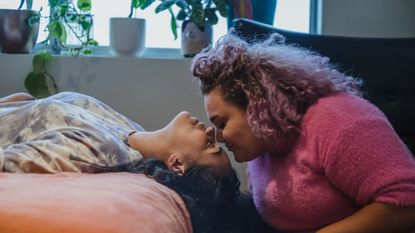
[0,172,192,233]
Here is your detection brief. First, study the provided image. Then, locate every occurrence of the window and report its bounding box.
[1,0,311,49]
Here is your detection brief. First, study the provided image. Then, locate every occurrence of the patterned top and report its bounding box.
[0,92,143,173]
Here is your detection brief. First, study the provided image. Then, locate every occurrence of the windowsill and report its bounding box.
[22,44,188,60]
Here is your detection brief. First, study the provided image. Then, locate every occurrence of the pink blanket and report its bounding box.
[0,172,192,233]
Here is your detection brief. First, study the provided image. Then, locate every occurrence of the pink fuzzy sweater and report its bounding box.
[248,93,415,233]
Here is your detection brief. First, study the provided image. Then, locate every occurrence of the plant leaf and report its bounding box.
[33,51,51,73]
[213,0,229,17]
[18,0,25,10]
[77,0,91,12]
[86,39,99,46]
[140,0,156,10]
[190,1,204,27]
[26,0,33,10]
[155,0,175,14]
[176,0,188,9]
[176,10,187,20]
[168,7,177,40]
[27,12,41,27]
[48,21,67,45]
[49,0,58,8]
[205,9,218,25]
[82,49,93,55]
[24,72,52,99]
[132,0,139,9]
[58,3,69,17]
[80,20,91,31]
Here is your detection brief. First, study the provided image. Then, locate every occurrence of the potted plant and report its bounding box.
[109,0,148,57]
[24,0,98,98]
[0,0,40,54]
[152,0,230,57]
[46,0,97,56]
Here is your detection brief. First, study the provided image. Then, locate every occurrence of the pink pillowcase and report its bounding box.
[0,172,192,233]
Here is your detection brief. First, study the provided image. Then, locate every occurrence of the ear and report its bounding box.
[167,153,185,175]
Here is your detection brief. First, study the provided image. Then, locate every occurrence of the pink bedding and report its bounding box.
[0,172,192,233]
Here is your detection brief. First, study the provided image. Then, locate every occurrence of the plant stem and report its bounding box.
[18,0,25,10]
[128,4,134,18]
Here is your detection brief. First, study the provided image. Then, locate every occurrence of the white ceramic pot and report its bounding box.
[181,20,212,57]
[109,17,146,57]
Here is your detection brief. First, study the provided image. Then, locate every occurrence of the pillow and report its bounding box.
[0,172,192,233]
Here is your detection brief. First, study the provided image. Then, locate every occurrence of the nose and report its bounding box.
[216,130,225,143]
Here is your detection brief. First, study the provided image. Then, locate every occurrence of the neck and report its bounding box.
[128,130,169,162]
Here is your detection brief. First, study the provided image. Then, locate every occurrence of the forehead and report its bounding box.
[204,89,228,114]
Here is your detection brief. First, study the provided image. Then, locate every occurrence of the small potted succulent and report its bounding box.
[152,0,230,57]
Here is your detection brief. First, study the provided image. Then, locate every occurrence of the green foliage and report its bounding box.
[47,0,96,53]
[27,11,41,27]
[24,0,98,98]
[77,0,91,11]
[129,0,156,18]
[48,21,67,45]
[24,51,59,98]
[18,0,34,10]
[149,0,231,39]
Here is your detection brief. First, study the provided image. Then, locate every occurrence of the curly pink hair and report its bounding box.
[192,33,362,154]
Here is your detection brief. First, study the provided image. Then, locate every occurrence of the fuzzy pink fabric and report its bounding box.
[248,93,415,233]
[0,172,192,233]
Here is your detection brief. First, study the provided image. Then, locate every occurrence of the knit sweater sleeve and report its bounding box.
[322,109,415,206]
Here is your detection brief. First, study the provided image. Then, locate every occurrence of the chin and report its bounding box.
[234,151,260,163]
[234,153,249,163]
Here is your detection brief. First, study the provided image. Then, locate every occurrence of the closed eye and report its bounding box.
[218,123,225,130]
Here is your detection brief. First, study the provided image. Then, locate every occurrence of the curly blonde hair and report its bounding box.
[192,33,362,154]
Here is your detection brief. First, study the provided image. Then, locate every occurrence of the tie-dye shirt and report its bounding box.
[0,92,143,173]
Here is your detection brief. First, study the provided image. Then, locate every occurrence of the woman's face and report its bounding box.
[168,111,231,176]
[204,88,266,162]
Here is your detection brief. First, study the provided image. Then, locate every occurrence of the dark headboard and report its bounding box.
[232,18,415,154]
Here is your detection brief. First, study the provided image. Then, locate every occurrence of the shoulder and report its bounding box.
[298,93,395,167]
[303,93,388,131]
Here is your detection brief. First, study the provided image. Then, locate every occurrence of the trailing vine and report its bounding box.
[23,0,98,98]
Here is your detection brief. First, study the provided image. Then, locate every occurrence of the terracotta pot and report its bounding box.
[0,9,39,54]
[181,20,212,57]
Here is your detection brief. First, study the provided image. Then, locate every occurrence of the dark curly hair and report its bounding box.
[192,32,363,155]
[94,158,269,233]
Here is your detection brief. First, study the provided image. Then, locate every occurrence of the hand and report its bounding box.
[0,93,35,103]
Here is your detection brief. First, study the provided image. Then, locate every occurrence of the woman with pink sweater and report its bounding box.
[192,33,415,233]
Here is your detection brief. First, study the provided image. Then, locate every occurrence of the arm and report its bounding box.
[0,93,34,104]
[318,100,415,233]
[318,202,415,233]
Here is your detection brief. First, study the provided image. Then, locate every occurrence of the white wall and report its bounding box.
[0,53,251,190]
[1,0,414,191]
[321,0,415,37]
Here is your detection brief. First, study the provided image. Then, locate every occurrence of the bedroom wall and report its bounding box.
[1,0,414,191]
[321,0,415,37]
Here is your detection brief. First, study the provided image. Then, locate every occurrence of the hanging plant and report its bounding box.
[24,51,59,98]
[23,0,98,98]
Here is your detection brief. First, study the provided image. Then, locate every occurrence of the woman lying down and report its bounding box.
[0,91,274,233]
